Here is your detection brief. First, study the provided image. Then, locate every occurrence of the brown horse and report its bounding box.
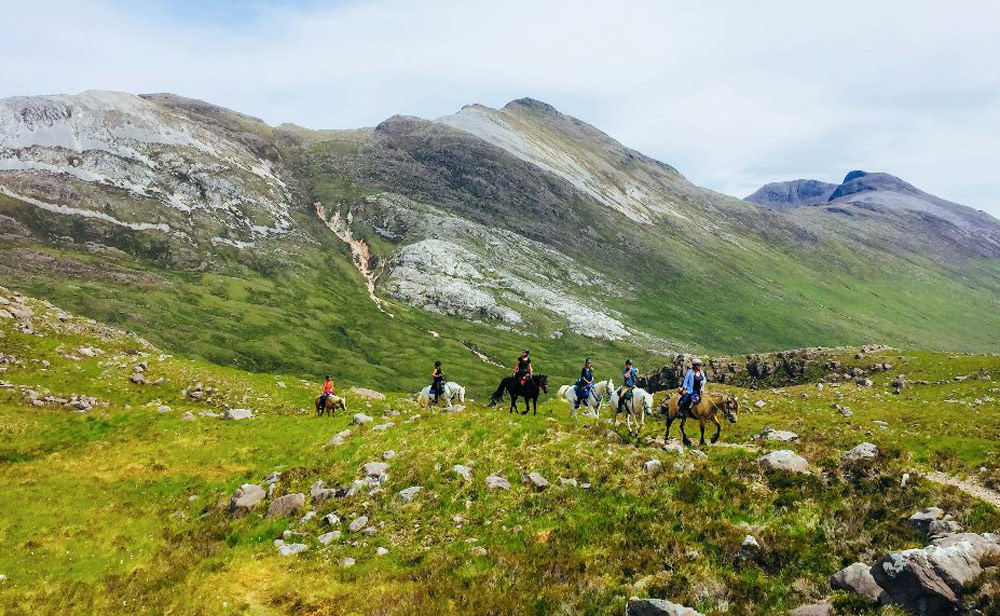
[315,394,347,417]
[662,392,738,446]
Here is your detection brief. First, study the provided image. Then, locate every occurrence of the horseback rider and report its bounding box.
[318,374,335,410]
[617,359,637,415]
[678,358,706,416]
[431,361,445,403]
[513,348,533,386]
[574,357,594,409]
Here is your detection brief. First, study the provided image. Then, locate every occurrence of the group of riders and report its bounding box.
[316,348,710,417]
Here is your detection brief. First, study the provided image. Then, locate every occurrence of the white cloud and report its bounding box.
[2,0,998,215]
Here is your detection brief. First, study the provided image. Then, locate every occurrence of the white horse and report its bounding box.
[557,378,615,420]
[417,381,466,409]
[609,386,653,436]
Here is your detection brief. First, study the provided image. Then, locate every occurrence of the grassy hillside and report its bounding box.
[2,289,999,615]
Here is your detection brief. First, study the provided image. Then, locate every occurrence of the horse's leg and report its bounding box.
[665,413,673,441]
[699,420,706,447]
[680,416,692,447]
[710,415,722,444]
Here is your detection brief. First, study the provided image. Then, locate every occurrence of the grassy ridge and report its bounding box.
[1,290,999,615]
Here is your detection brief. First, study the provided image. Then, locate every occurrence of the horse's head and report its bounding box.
[722,396,739,423]
[536,374,549,393]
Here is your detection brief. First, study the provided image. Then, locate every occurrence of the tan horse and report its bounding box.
[315,394,347,416]
[662,392,738,446]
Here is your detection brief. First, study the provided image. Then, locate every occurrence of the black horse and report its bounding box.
[490,374,549,415]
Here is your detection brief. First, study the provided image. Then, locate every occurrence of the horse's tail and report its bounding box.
[458,386,466,403]
[557,385,571,401]
[489,379,507,405]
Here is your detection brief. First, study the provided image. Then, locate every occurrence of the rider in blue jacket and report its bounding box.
[678,358,706,415]
[574,358,594,409]
[618,358,637,414]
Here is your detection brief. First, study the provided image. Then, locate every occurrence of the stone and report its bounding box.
[830,562,886,603]
[323,513,341,526]
[223,408,254,420]
[833,404,853,417]
[373,422,395,431]
[625,596,703,616]
[559,477,578,487]
[277,543,307,556]
[130,372,147,385]
[870,532,1000,615]
[363,462,389,477]
[737,534,761,562]
[340,557,356,568]
[376,546,389,556]
[180,411,195,421]
[352,413,374,425]
[662,442,685,455]
[788,601,832,616]
[644,459,663,473]
[856,378,874,387]
[756,427,799,442]
[317,531,341,546]
[348,516,369,533]
[156,405,172,413]
[688,449,708,460]
[842,442,879,462]
[398,486,422,502]
[754,400,766,408]
[383,450,396,460]
[299,511,317,524]
[485,475,510,490]
[929,519,963,535]
[453,464,473,481]
[350,387,386,400]
[526,472,549,491]
[227,483,266,517]
[757,450,810,474]
[266,493,305,518]
[908,507,945,534]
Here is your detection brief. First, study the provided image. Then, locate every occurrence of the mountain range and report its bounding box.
[1,90,998,390]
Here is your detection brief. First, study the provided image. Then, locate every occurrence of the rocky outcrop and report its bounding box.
[265,493,305,518]
[228,484,266,517]
[745,179,839,210]
[830,562,886,603]
[757,450,810,475]
[626,597,702,616]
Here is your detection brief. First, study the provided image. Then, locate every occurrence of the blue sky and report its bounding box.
[2,0,999,217]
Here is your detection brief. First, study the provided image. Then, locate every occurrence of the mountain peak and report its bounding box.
[502,97,559,115]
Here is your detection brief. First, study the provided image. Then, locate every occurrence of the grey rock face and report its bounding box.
[757,450,810,474]
[907,507,945,534]
[625,596,703,616]
[228,483,266,517]
[745,179,839,210]
[870,532,1000,614]
[830,562,886,603]
[265,493,305,518]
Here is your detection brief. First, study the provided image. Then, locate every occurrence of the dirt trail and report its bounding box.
[920,471,1000,508]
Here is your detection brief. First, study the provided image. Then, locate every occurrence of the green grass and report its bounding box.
[2,290,999,615]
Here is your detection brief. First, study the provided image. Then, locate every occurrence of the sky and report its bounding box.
[2,0,999,216]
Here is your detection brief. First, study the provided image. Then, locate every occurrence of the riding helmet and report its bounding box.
[625,358,633,365]
[434,360,441,367]
[326,374,332,379]
[523,348,530,355]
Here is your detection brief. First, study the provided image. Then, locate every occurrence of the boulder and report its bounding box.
[662,442,685,456]
[376,546,389,556]
[757,427,799,442]
[277,543,307,556]
[830,562,886,603]
[644,459,663,474]
[737,534,761,562]
[180,411,195,421]
[352,413,374,425]
[363,462,389,477]
[223,408,254,420]
[372,422,395,431]
[689,449,708,460]
[453,464,473,481]
[227,483,266,517]
[626,597,703,616]
[788,602,832,616]
[350,387,386,400]
[265,493,305,518]
[929,519,963,535]
[485,475,511,490]
[341,557,356,568]
[842,442,879,462]
[526,472,549,491]
[317,531,341,546]
[754,400,766,409]
[348,516,369,533]
[908,507,945,534]
[398,486,422,503]
[856,378,874,387]
[757,450,810,474]
[870,532,1000,614]
[322,513,341,526]
[559,477,578,487]
[130,372,147,385]
[310,480,338,504]
[383,450,396,460]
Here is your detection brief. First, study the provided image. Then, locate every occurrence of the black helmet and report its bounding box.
[434,360,441,367]
[625,358,633,365]
[325,374,332,379]
[522,348,530,355]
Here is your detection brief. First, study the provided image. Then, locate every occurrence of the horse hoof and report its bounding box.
[682,439,692,447]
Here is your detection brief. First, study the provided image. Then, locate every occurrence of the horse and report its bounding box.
[315,394,347,417]
[662,391,738,447]
[608,387,653,436]
[557,378,615,420]
[489,374,549,415]
[416,381,466,409]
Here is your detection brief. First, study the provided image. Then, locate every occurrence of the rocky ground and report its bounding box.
[1,288,999,615]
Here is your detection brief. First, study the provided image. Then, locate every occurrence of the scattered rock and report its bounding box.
[453,464,473,481]
[348,516,369,533]
[323,513,341,526]
[223,408,254,420]
[299,511,316,524]
[156,405,172,413]
[907,507,945,533]
[227,484,266,517]
[350,387,386,400]
[842,442,879,462]
[871,532,1000,614]
[644,459,663,474]
[626,596,703,616]
[737,534,761,563]
[470,546,488,556]
[756,427,799,442]
[754,400,766,409]
[526,472,549,491]
[856,378,874,388]
[326,429,351,446]
[317,531,341,546]
[688,449,708,460]
[352,413,374,425]
[830,562,886,604]
[372,422,395,431]
[130,372,147,385]
[398,486,422,502]
[788,601,832,616]
[363,462,389,477]
[559,477,578,487]
[376,546,389,556]
[662,442,685,455]
[340,557,356,568]
[832,403,853,417]
[266,493,305,518]
[383,450,396,460]
[180,411,195,421]
[929,519,963,535]
[872,420,889,428]
[485,475,510,490]
[277,543,307,556]
[757,450,810,475]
